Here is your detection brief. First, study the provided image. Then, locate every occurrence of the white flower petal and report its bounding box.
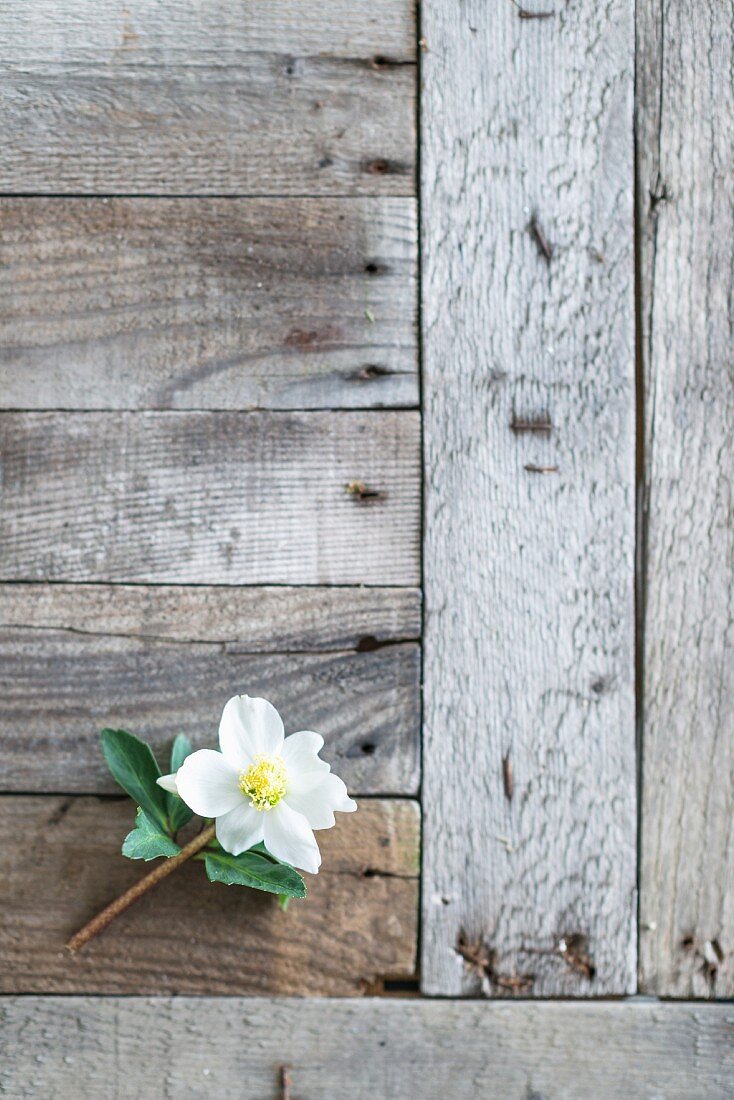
[215,802,265,856]
[219,695,285,768]
[175,749,242,817]
[281,730,330,776]
[156,772,179,795]
[285,771,357,830]
[263,802,321,875]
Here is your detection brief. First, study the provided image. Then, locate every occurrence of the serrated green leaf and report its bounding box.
[166,733,194,834]
[100,728,169,831]
[122,809,181,861]
[204,850,306,898]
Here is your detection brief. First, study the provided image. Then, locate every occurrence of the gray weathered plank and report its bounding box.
[1,998,732,1099]
[0,411,420,585]
[0,797,419,995]
[0,582,420,649]
[638,0,734,998]
[0,626,420,795]
[0,198,418,410]
[420,1,636,995]
[0,0,415,195]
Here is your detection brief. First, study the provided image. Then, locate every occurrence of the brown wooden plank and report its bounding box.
[0,796,419,994]
[637,0,734,997]
[0,411,420,585]
[0,198,418,410]
[0,630,420,796]
[0,582,420,649]
[420,0,636,996]
[1,999,733,1099]
[0,0,415,195]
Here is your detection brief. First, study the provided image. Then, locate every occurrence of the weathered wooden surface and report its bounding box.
[637,0,734,998]
[0,198,418,410]
[421,1,636,995]
[0,0,415,195]
[0,583,420,649]
[0,602,420,794]
[1,999,732,1100]
[0,797,418,995]
[0,411,420,585]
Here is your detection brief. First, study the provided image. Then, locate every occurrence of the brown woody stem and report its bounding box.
[66,823,216,953]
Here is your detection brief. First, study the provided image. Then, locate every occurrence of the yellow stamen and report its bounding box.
[239,754,287,811]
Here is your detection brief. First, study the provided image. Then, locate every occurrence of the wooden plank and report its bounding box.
[0,583,420,650]
[0,628,420,796]
[638,0,734,998]
[0,198,418,410]
[1,1000,732,1100]
[0,411,420,585]
[420,2,636,995]
[0,797,419,995]
[0,0,415,196]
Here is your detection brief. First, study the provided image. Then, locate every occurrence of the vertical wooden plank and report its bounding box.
[421,2,636,994]
[638,0,734,997]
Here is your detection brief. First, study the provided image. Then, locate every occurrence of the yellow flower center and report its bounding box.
[239,754,287,811]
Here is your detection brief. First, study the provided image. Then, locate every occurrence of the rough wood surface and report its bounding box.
[420,1,636,995]
[0,582,420,649]
[0,198,418,410]
[0,797,418,995]
[1,999,732,1099]
[637,0,734,998]
[0,411,420,585]
[0,622,420,795]
[0,0,415,195]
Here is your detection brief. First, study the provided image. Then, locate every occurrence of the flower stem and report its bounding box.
[66,823,216,953]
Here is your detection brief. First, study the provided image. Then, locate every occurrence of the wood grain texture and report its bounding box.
[0,0,415,195]
[420,1,636,995]
[638,0,734,998]
[0,624,420,796]
[0,411,420,585]
[0,797,419,995]
[0,582,420,649]
[1,999,732,1099]
[0,198,418,410]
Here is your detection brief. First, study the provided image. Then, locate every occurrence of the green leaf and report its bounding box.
[166,733,194,834]
[100,728,169,832]
[204,849,306,899]
[122,808,181,861]
[170,732,193,773]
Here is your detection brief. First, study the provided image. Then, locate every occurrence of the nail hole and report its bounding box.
[360,742,377,755]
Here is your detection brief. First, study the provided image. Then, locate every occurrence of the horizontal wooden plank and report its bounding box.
[1,1000,732,1099]
[0,198,418,410]
[0,583,421,649]
[0,797,419,995]
[0,631,420,795]
[637,0,734,998]
[0,0,415,195]
[0,411,420,584]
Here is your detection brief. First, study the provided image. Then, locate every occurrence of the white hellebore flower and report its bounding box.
[157,696,357,874]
